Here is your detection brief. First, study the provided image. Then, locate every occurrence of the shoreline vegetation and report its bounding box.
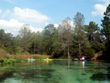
[0,48,103,65]
[0,47,109,65]
[0,48,70,64]
[0,48,50,64]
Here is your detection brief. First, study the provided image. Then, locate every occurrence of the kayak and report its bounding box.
[28,59,35,61]
[40,59,53,61]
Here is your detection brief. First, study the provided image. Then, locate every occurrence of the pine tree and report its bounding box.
[101,4,110,42]
[73,12,93,58]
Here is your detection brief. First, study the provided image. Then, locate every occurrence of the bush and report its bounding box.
[83,48,95,58]
[0,49,9,58]
[0,58,21,64]
[91,42,105,53]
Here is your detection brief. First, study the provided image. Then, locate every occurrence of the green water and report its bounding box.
[0,60,110,83]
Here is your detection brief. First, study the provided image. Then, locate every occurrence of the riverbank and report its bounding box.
[0,49,51,64]
[0,54,50,64]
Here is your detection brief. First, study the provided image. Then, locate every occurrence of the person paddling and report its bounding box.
[82,56,85,60]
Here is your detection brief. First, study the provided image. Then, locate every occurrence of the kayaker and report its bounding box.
[28,57,30,60]
[82,56,85,60]
[74,58,78,60]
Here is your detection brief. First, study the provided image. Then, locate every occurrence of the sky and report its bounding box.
[0,0,110,36]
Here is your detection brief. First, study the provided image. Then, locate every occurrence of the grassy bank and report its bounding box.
[0,48,50,64]
[0,54,50,64]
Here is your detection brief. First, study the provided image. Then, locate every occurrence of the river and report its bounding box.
[0,60,110,83]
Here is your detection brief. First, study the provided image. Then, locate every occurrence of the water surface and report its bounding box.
[0,60,110,83]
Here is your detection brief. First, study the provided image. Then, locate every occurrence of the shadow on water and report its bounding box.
[90,66,110,81]
[0,60,62,83]
[16,69,55,80]
[14,61,57,82]
[0,68,15,82]
[14,67,62,83]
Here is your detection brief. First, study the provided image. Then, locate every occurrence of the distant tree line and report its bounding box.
[0,4,110,59]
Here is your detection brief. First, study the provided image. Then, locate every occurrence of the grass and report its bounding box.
[0,54,50,64]
[10,54,50,59]
[0,48,50,59]
[0,48,9,58]
[0,48,50,64]
[0,48,69,64]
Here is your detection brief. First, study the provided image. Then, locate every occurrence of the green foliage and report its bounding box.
[74,12,85,28]
[28,32,41,54]
[59,17,73,58]
[97,4,110,60]
[19,24,32,52]
[0,29,17,54]
[85,21,100,42]
[72,12,93,58]
[0,58,19,64]
[72,29,92,58]
[91,42,105,53]
[42,24,57,55]
[101,4,110,42]
[15,46,24,54]
[99,41,110,60]
[51,28,62,57]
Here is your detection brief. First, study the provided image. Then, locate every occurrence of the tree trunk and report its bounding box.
[78,29,82,58]
[78,42,81,58]
[34,42,35,54]
[68,47,70,59]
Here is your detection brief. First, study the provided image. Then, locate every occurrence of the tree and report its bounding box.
[0,29,5,48]
[59,17,74,58]
[73,12,85,57]
[72,29,93,58]
[42,24,56,55]
[73,12,92,58]
[85,21,100,42]
[51,27,62,58]
[29,32,42,54]
[19,24,31,52]
[84,21,105,53]
[14,35,24,54]
[100,4,110,60]
[74,12,85,29]
[101,4,110,42]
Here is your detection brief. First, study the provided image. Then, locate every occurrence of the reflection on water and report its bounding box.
[0,60,110,83]
[0,68,14,82]
[90,66,110,81]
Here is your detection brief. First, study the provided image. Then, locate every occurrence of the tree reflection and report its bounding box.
[90,66,110,81]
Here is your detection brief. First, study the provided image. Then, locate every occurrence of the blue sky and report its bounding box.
[0,0,110,35]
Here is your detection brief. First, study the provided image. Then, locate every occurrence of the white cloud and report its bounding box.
[0,19,43,36]
[61,20,75,28]
[0,7,50,35]
[0,19,23,35]
[54,24,59,28]
[0,19,23,29]
[30,26,43,32]
[92,4,107,17]
[45,23,59,29]
[13,7,50,23]
[92,0,110,17]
